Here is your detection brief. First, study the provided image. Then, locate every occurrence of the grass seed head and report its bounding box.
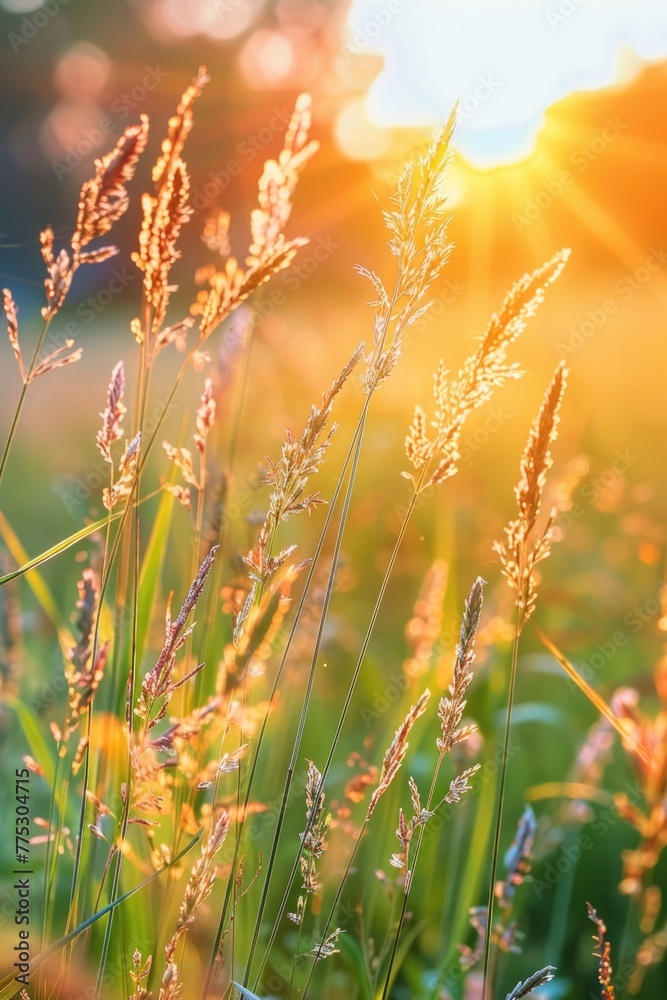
[97,360,126,463]
[494,361,568,626]
[367,689,431,819]
[437,576,484,756]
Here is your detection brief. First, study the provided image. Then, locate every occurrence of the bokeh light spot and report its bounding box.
[335,97,390,161]
[54,42,112,102]
[240,29,295,87]
[1,0,46,11]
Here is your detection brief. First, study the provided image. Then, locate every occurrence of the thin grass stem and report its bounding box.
[0,316,51,485]
[481,605,523,1000]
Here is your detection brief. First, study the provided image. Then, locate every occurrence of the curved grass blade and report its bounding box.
[538,630,650,766]
[0,510,74,655]
[0,489,161,588]
[0,512,121,586]
[2,694,56,785]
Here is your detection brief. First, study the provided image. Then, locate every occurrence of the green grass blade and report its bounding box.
[0,510,73,655]
[0,491,160,589]
[0,511,120,586]
[136,488,174,668]
[338,933,373,1000]
[2,694,56,785]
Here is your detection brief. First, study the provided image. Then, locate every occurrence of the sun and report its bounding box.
[345,0,667,170]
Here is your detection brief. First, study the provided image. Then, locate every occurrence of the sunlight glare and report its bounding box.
[346,0,667,168]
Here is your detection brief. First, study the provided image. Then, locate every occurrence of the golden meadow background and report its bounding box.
[0,0,667,997]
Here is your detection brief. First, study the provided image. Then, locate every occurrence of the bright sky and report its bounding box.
[347,0,667,166]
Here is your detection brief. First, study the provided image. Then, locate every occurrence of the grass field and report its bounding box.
[1,8,667,1000]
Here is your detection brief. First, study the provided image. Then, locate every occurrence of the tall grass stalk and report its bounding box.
[250,488,419,993]
[209,115,459,992]
[300,689,432,998]
[249,252,570,989]
[239,274,417,991]
[480,606,523,1000]
[201,413,366,997]
[483,361,568,999]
